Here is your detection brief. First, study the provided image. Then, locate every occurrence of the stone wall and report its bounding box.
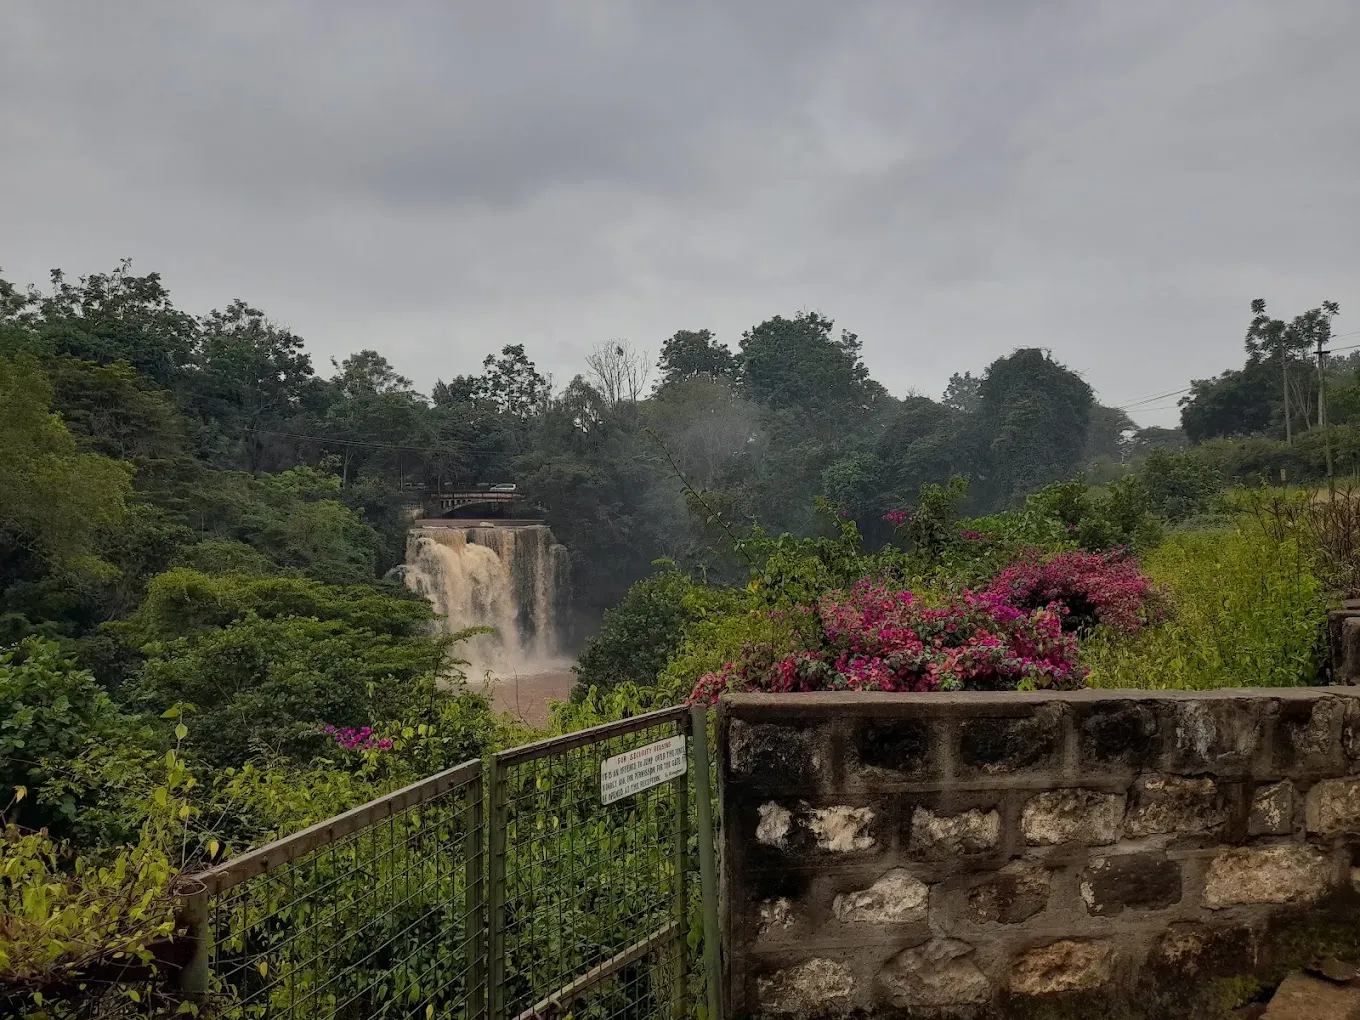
[718,688,1360,1018]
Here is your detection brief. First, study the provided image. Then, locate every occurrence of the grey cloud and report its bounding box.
[2,0,1358,425]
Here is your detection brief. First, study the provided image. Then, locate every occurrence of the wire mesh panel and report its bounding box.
[184,759,484,1020]
[489,707,691,1020]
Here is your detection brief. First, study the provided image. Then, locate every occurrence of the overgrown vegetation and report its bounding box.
[2,263,1354,1012]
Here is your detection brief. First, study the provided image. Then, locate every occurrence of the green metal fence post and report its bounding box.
[487,753,508,1020]
[672,714,691,1020]
[689,704,723,1020]
[465,763,488,1020]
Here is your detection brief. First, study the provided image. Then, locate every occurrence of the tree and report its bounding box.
[473,344,549,418]
[977,349,1094,506]
[1179,362,1277,442]
[14,262,198,391]
[941,371,982,414]
[1084,405,1137,462]
[585,340,650,409]
[1243,298,1340,442]
[655,329,738,387]
[0,356,133,581]
[739,312,869,421]
[191,300,317,470]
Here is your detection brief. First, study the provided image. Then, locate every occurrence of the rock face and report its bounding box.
[1009,940,1115,996]
[757,802,793,848]
[758,898,795,936]
[968,861,1051,924]
[832,869,928,924]
[807,806,875,853]
[1203,845,1331,908]
[1022,789,1125,846]
[880,939,991,1007]
[1124,775,1226,837]
[958,710,1061,774]
[908,806,1000,859]
[757,958,854,1014]
[1250,781,1297,836]
[729,721,823,780]
[1081,852,1183,916]
[1306,776,1360,835]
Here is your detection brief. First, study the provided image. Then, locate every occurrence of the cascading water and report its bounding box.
[399,524,572,680]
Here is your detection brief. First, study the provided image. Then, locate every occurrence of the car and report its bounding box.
[489,483,517,492]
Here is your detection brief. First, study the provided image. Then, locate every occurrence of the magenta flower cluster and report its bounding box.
[689,582,1086,704]
[881,509,909,527]
[987,549,1162,635]
[321,724,393,751]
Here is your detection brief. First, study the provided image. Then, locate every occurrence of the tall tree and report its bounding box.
[977,348,1093,506]
[739,312,869,421]
[655,329,738,387]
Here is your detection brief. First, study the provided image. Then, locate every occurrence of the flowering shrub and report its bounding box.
[320,724,393,751]
[988,549,1161,635]
[689,582,1085,703]
[881,509,908,527]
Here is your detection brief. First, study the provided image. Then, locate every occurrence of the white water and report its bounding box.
[400,524,571,680]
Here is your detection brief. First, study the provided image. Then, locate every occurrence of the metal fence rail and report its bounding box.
[490,706,690,1020]
[180,759,485,1019]
[163,706,721,1020]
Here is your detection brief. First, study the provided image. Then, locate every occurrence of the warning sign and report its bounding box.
[599,735,687,804]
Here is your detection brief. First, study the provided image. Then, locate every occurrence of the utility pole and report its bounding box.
[1317,335,1334,489]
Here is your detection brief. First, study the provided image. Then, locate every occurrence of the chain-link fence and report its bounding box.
[163,705,720,1020]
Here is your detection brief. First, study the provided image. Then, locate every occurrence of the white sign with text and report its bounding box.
[599,735,687,804]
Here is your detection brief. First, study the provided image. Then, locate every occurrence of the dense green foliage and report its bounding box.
[2,260,1353,1014]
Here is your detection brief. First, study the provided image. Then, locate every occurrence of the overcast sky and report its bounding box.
[3,1,1358,426]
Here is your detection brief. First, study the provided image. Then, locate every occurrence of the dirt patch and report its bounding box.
[485,669,576,730]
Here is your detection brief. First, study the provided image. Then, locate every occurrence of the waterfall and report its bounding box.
[400,524,571,680]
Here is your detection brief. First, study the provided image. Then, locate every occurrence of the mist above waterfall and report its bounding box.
[401,524,571,680]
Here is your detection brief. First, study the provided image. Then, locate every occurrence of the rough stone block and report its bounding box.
[879,939,990,1008]
[757,802,794,848]
[1261,973,1360,1020]
[757,958,855,1015]
[1277,698,1343,771]
[1079,701,1160,767]
[1021,789,1125,846]
[958,709,1061,775]
[832,868,928,924]
[1008,939,1115,996]
[1250,781,1296,836]
[852,719,930,777]
[729,720,824,782]
[1146,923,1257,977]
[968,861,1051,924]
[755,802,877,854]
[1124,774,1227,837]
[908,806,1001,860]
[1203,845,1332,908]
[1080,852,1183,916]
[807,805,876,853]
[1306,776,1360,835]
[1344,700,1360,761]
[1164,699,1263,774]
[758,897,795,937]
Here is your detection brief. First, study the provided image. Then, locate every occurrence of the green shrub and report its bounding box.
[571,569,696,699]
[1084,524,1326,689]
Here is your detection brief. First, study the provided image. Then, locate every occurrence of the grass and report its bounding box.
[1084,523,1327,690]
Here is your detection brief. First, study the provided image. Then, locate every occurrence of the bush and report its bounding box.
[1083,524,1326,689]
[988,549,1162,635]
[571,569,695,699]
[690,582,1085,702]
[1138,449,1223,522]
[0,639,149,835]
